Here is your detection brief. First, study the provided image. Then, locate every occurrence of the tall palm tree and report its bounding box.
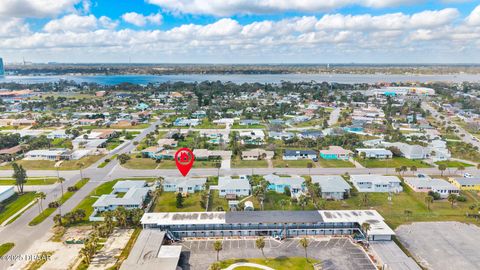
[37,192,46,212]
[361,222,371,242]
[213,240,223,261]
[425,195,434,211]
[299,237,309,261]
[255,237,266,259]
[447,194,457,208]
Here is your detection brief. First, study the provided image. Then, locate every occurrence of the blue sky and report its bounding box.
[1,0,480,63]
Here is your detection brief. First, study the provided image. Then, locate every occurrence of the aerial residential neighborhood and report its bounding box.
[1,1,480,270]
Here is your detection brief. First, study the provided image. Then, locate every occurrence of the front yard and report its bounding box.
[434,160,474,168]
[317,159,354,168]
[231,158,268,168]
[356,157,432,168]
[0,192,37,224]
[273,159,315,168]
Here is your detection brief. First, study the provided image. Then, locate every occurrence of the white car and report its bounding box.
[464,173,473,178]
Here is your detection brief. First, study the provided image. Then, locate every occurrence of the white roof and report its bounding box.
[163,177,207,186]
[311,175,352,193]
[351,175,401,184]
[0,186,14,194]
[404,177,459,190]
[26,149,69,155]
[113,180,146,190]
[320,210,395,236]
[93,187,149,208]
[264,174,304,189]
[218,176,251,190]
[142,212,226,225]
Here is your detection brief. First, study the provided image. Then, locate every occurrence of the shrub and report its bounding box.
[67,186,78,192]
[457,195,467,202]
[48,201,60,208]
[104,159,110,163]
[428,191,441,200]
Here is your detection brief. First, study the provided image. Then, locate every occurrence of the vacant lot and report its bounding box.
[396,222,480,270]
[356,157,432,168]
[153,192,205,212]
[317,159,354,168]
[434,160,474,168]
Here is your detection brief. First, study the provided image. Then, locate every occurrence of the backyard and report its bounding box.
[153,191,205,212]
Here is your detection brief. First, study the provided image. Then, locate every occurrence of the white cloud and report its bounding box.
[466,5,480,25]
[147,0,419,16]
[0,0,80,18]
[122,12,163,27]
[0,18,30,38]
[43,14,117,33]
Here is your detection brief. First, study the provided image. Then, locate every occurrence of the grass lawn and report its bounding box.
[434,160,474,168]
[0,155,104,171]
[153,192,205,212]
[356,157,432,168]
[217,257,319,270]
[208,190,229,211]
[196,120,225,129]
[231,123,266,129]
[248,191,317,211]
[273,159,314,168]
[0,192,37,224]
[323,183,477,229]
[447,141,480,163]
[231,158,268,168]
[0,243,14,256]
[73,180,119,220]
[317,159,354,168]
[157,159,220,169]
[0,177,58,185]
[122,157,158,169]
[24,251,53,270]
[29,178,90,226]
[292,118,326,128]
[106,139,123,150]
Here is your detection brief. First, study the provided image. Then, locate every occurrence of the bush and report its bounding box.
[104,159,110,163]
[48,201,60,208]
[428,191,441,200]
[67,186,78,192]
[457,195,467,202]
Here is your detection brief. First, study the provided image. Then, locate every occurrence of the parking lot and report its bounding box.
[396,222,480,270]
[177,237,376,270]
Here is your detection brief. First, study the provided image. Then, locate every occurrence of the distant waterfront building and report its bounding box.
[0,57,4,76]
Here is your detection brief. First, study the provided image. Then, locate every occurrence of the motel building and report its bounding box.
[141,210,395,241]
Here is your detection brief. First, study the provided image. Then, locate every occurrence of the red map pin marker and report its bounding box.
[175,148,195,177]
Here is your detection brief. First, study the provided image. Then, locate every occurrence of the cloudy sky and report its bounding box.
[1,0,480,63]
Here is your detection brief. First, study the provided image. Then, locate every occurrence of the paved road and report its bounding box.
[423,102,480,149]
[328,107,341,126]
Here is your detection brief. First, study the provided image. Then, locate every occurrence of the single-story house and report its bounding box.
[264,174,305,197]
[283,150,318,161]
[241,149,274,160]
[217,176,251,198]
[239,130,265,145]
[173,118,201,127]
[93,180,150,212]
[355,148,393,159]
[0,186,15,203]
[319,146,352,160]
[193,149,232,160]
[239,119,261,126]
[47,130,73,139]
[268,131,294,140]
[0,145,23,161]
[157,139,178,148]
[350,175,403,193]
[449,177,480,190]
[162,177,207,193]
[24,149,72,161]
[382,142,429,160]
[298,130,323,140]
[404,177,459,198]
[311,175,351,200]
[192,110,207,118]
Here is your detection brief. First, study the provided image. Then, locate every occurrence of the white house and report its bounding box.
[311,175,351,200]
[350,175,403,193]
[217,176,251,198]
[264,174,305,197]
[47,130,73,139]
[24,149,72,161]
[241,149,274,160]
[162,177,207,193]
[0,186,15,203]
[92,180,150,213]
[382,142,429,160]
[404,177,459,198]
[355,148,393,159]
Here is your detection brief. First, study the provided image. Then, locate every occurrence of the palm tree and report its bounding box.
[113,207,128,227]
[457,165,465,175]
[53,214,63,226]
[37,192,46,212]
[79,162,85,180]
[438,164,447,176]
[209,262,221,270]
[299,237,309,261]
[255,237,266,259]
[213,240,223,261]
[298,195,309,210]
[447,194,458,208]
[361,193,369,207]
[410,166,417,175]
[361,222,371,242]
[279,199,288,210]
[58,176,65,197]
[425,195,434,211]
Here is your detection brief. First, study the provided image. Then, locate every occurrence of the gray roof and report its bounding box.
[311,175,352,193]
[264,174,305,189]
[225,211,323,224]
[404,177,458,190]
[93,187,150,208]
[218,176,251,190]
[284,149,317,156]
[163,177,207,186]
[113,180,146,190]
[454,177,480,185]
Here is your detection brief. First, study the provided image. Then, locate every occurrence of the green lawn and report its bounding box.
[231,158,268,168]
[0,243,14,256]
[231,123,266,129]
[249,191,317,211]
[153,192,205,212]
[292,118,326,128]
[447,141,480,163]
[122,157,158,169]
[273,159,314,168]
[0,192,37,224]
[434,160,474,168]
[29,178,90,226]
[195,120,225,129]
[323,183,477,229]
[106,139,123,150]
[208,190,229,211]
[217,257,319,270]
[0,177,58,185]
[317,159,354,168]
[73,180,119,220]
[0,155,104,171]
[356,157,432,168]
